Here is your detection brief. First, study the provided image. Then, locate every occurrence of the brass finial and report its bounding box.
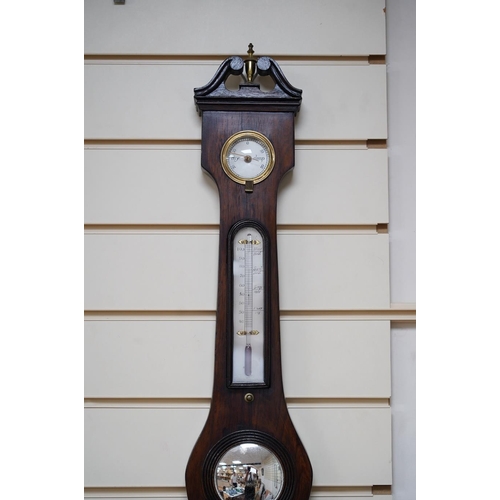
[244,43,257,83]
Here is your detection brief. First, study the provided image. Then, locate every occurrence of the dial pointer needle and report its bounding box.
[229,152,258,163]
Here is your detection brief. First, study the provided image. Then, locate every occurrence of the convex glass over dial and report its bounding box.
[221,130,275,184]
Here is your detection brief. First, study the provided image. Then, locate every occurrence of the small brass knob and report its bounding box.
[244,393,254,403]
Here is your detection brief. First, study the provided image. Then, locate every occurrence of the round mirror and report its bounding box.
[214,443,284,499]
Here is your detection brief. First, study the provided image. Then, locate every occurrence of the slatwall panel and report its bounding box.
[84,148,389,225]
[84,63,387,140]
[84,232,389,311]
[84,0,386,56]
[84,407,391,487]
[84,1,392,498]
[84,320,391,399]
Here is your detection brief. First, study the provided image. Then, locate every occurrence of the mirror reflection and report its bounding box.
[215,443,283,500]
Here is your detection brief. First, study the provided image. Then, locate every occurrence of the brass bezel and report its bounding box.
[220,130,275,185]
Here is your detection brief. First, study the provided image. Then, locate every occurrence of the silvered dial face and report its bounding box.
[221,131,275,184]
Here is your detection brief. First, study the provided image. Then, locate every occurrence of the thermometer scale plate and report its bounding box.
[232,225,265,384]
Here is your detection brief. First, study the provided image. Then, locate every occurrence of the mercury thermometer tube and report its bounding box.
[232,226,265,384]
[244,233,254,376]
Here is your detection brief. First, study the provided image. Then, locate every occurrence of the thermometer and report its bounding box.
[232,226,265,384]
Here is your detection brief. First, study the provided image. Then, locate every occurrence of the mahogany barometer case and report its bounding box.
[185,47,313,500]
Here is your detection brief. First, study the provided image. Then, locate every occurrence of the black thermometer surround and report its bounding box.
[227,219,271,389]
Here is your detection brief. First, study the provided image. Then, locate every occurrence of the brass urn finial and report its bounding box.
[244,43,257,83]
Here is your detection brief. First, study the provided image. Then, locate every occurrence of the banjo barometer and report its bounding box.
[185,45,313,500]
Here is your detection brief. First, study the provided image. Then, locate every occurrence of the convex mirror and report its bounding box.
[215,443,284,499]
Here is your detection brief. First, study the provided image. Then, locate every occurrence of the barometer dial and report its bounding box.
[221,130,275,184]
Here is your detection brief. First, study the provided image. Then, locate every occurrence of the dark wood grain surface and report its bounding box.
[186,59,312,500]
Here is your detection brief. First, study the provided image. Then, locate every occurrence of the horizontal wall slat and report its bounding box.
[84,233,390,311]
[84,488,390,499]
[84,64,387,140]
[85,494,187,500]
[84,0,386,56]
[84,149,388,225]
[84,407,391,487]
[84,320,390,399]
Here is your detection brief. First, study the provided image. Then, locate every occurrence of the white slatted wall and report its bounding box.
[84,1,404,499]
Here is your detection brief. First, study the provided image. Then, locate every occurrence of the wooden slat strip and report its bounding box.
[84,225,381,234]
[84,398,390,409]
[84,55,378,63]
[84,139,385,148]
[83,485,375,498]
[84,307,415,322]
[373,485,392,495]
